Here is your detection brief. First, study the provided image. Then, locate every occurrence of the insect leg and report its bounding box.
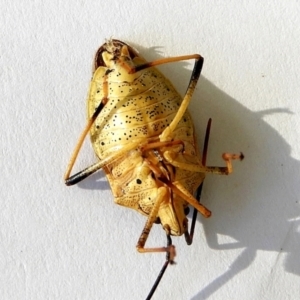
[139,139,184,152]
[123,53,203,142]
[64,70,112,182]
[163,151,243,175]
[159,55,203,142]
[185,119,211,245]
[64,65,151,185]
[64,102,105,181]
[159,177,212,218]
[129,54,203,74]
[144,148,211,219]
[136,186,176,261]
[65,138,145,185]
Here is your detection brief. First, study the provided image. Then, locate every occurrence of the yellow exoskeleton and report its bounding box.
[64,39,243,299]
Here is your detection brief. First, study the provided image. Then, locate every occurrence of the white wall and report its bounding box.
[1,1,300,299]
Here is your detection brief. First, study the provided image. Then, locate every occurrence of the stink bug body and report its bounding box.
[64,39,243,299]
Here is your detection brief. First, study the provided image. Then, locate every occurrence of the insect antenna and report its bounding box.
[188,118,212,243]
[145,234,174,300]
[145,260,169,300]
[189,183,204,239]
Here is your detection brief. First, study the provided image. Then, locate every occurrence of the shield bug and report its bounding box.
[64,39,243,299]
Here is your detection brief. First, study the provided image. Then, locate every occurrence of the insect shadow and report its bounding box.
[77,169,110,190]
[77,42,300,299]
[187,75,299,300]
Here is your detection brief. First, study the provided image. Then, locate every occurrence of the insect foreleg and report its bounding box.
[136,186,176,262]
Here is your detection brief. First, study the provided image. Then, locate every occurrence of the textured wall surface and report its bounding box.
[1,1,300,299]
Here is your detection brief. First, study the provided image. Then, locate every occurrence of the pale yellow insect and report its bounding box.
[64,39,243,298]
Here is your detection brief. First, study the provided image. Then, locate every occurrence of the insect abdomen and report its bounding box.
[89,68,192,158]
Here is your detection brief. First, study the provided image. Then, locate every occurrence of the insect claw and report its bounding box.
[240,152,245,160]
[222,152,245,161]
